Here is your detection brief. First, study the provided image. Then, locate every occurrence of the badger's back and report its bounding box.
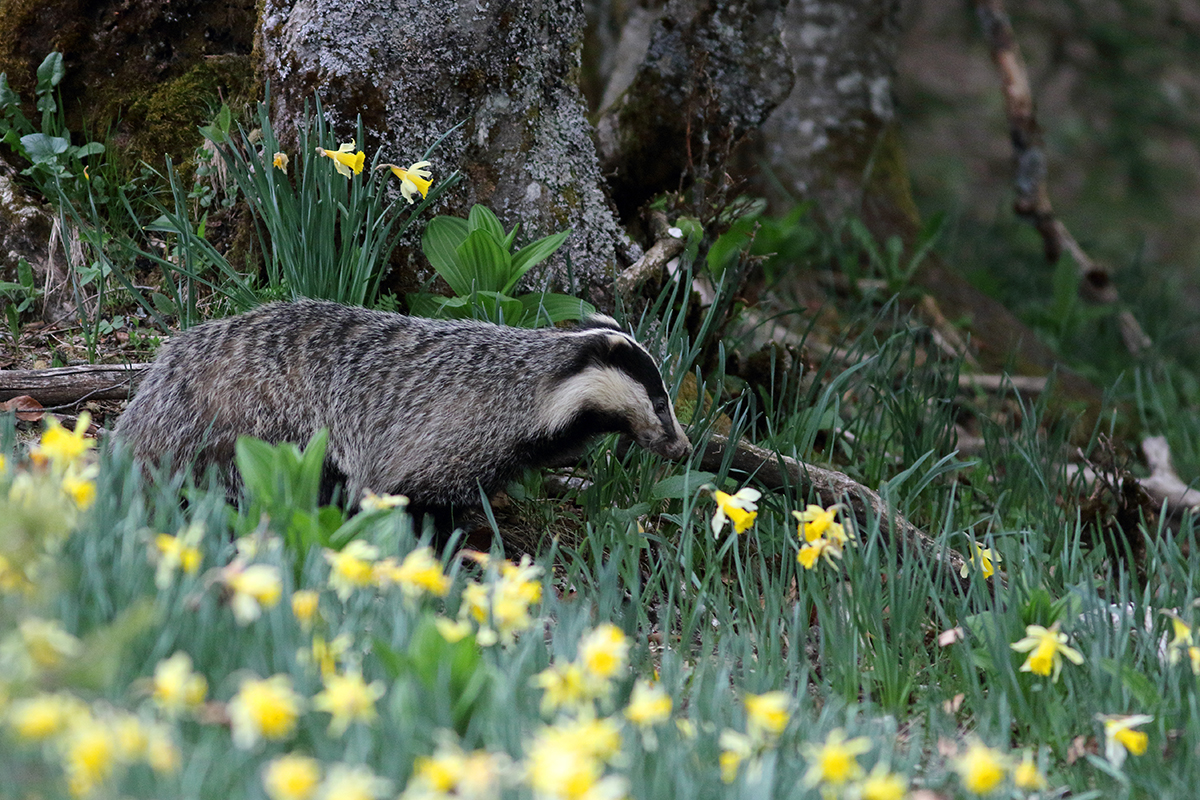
[116,300,690,508]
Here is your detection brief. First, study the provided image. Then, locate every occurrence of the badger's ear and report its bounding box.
[573,314,623,333]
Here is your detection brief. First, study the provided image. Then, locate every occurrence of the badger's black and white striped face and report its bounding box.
[539,319,692,460]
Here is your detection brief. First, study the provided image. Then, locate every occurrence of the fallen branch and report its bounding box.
[1066,436,1200,522]
[974,0,1151,357]
[0,364,147,406]
[1139,436,1200,516]
[699,433,969,592]
[958,374,1047,395]
[615,211,687,304]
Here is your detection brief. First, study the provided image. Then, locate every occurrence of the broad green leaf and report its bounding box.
[455,229,512,293]
[150,291,177,317]
[651,471,717,501]
[467,204,506,242]
[35,52,65,91]
[517,292,594,327]
[234,436,282,501]
[502,221,520,251]
[0,74,20,109]
[506,229,570,293]
[73,141,105,158]
[20,133,69,163]
[17,257,33,289]
[217,103,232,135]
[421,216,471,292]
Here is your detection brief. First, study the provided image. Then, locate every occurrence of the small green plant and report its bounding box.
[233,429,348,565]
[0,257,40,338]
[411,204,592,326]
[0,53,105,203]
[842,213,944,296]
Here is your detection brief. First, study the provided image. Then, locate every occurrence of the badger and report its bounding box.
[115,299,691,523]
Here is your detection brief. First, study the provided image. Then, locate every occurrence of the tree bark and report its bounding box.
[594,0,794,220]
[747,0,906,220]
[259,0,637,306]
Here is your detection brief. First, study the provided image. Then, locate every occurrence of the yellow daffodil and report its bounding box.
[318,763,392,800]
[792,503,848,543]
[7,692,88,741]
[1010,622,1084,682]
[1161,610,1200,672]
[800,728,871,788]
[435,616,473,643]
[61,463,98,509]
[798,535,846,570]
[1099,713,1152,768]
[263,753,321,800]
[34,412,94,469]
[403,736,508,800]
[461,556,543,646]
[272,151,290,174]
[316,140,365,177]
[153,522,205,590]
[229,674,305,748]
[952,738,1008,795]
[306,633,352,679]
[222,561,283,624]
[151,651,208,716]
[710,486,761,536]
[373,546,450,599]
[380,161,432,203]
[743,690,789,742]
[534,661,590,715]
[313,666,385,736]
[62,714,116,797]
[525,718,625,800]
[20,617,82,669]
[360,489,409,512]
[859,762,909,800]
[961,542,1000,579]
[112,711,149,761]
[578,623,629,685]
[718,729,752,783]
[325,540,380,601]
[1012,749,1047,791]
[291,589,320,628]
[624,680,672,728]
[144,723,181,773]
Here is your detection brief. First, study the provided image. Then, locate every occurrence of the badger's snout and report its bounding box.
[650,434,692,461]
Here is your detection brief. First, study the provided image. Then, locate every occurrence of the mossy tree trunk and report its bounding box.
[259,0,639,306]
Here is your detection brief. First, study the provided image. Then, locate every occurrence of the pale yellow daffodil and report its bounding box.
[1010,622,1084,682]
[316,140,365,177]
[380,160,433,203]
[710,486,761,536]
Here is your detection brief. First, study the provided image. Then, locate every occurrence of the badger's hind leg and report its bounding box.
[319,460,351,509]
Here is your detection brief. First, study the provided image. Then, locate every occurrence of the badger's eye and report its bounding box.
[654,398,668,415]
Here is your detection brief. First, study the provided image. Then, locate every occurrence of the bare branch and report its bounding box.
[974,0,1151,356]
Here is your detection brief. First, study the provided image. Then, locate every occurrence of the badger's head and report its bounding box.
[540,316,692,461]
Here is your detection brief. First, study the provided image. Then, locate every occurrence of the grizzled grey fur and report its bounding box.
[116,300,691,513]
